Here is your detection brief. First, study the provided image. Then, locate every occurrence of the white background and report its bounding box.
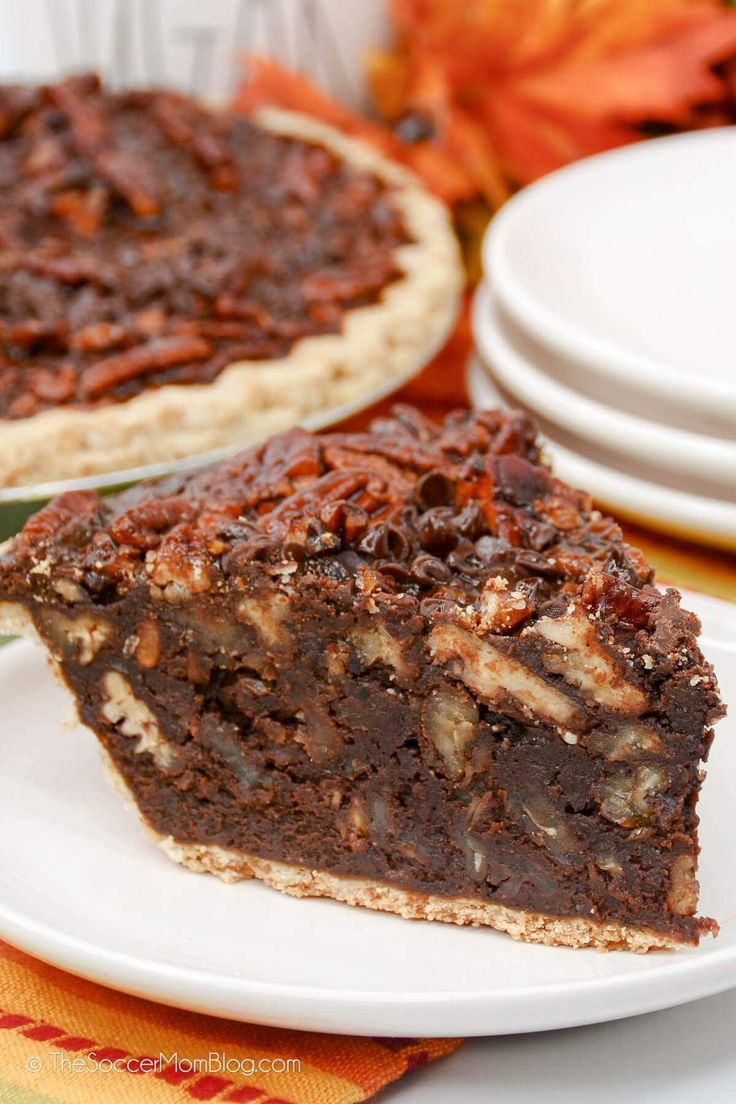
[0,0,388,104]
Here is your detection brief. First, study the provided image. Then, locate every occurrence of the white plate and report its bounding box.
[471,284,736,498]
[484,129,736,428]
[467,356,736,551]
[475,290,728,441]
[0,599,734,1037]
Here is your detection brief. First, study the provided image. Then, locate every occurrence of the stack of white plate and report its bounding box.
[469,128,736,551]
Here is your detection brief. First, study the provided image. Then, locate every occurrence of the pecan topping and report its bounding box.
[6,406,661,615]
[80,337,212,398]
[0,74,408,418]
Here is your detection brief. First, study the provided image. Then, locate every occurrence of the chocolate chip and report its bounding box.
[359,522,411,561]
[377,560,414,583]
[414,469,455,510]
[410,552,452,585]
[453,502,487,541]
[416,508,458,557]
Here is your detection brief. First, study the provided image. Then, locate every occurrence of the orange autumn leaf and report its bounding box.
[235,55,401,159]
[234,2,736,212]
[371,0,736,193]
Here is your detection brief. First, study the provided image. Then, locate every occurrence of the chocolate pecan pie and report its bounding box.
[0,406,723,951]
[0,75,460,487]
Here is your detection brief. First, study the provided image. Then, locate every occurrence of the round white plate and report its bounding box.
[471,283,736,498]
[484,129,736,427]
[466,356,736,551]
[474,288,728,441]
[0,604,734,1037]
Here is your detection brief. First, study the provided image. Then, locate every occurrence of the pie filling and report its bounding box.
[0,73,409,418]
[0,406,723,949]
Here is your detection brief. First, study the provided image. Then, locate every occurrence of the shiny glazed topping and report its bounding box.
[0,74,408,418]
[9,405,655,628]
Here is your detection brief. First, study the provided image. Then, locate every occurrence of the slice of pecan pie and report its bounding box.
[0,406,723,951]
[0,74,460,487]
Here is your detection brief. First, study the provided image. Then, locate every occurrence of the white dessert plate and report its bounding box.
[466,356,736,551]
[477,288,730,441]
[471,283,736,498]
[0,597,734,1037]
[484,129,736,428]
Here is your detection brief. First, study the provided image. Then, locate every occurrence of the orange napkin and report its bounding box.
[0,941,460,1102]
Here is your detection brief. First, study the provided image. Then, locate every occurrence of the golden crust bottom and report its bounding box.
[157,836,684,953]
[0,108,463,490]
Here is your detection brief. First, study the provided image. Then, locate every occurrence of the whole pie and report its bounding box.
[0,405,723,951]
[0,74,461,487]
